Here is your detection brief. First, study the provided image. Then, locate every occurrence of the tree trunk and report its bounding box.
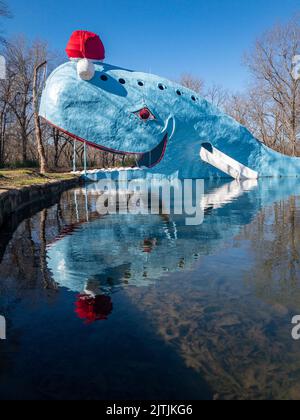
[21,128,27,163]
[33,61,47,174]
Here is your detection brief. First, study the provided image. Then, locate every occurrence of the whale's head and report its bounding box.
[40,61,212,169]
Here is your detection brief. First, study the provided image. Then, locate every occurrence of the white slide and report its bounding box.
[200,143,259,180]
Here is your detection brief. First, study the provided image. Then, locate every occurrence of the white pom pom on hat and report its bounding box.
[77,58,95,81]
[66,30,106,81]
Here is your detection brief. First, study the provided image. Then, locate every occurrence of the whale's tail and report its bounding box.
[255,143,300,178]
[196,116,300,179]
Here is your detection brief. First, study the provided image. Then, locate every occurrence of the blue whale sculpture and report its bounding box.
[40,61,300,179]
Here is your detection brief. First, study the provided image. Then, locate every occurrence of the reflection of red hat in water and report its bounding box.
[75,294,113,324]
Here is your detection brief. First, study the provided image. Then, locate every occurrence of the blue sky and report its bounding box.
[3,0,300,91]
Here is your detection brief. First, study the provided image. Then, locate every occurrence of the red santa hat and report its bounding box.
[66,30,105,81]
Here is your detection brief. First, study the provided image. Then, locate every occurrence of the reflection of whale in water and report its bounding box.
[46,178,300,294]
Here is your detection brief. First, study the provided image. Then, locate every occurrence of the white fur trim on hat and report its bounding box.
[77,58,95,81]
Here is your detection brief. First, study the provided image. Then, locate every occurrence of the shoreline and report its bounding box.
[0,175,82,229]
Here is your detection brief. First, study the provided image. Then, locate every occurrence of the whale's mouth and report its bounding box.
[81,132,168,169]
[90,133,168,168]
[41,118,169,169]
[136,133,168,168]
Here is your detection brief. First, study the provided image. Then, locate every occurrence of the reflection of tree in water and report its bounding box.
[0,189,96,292]
[128,276,300,400]
[0,191,93,384]
[126,197,300,400]
[0,191,87,382]
[240,196,300,309]
[0,206,66,293]
[1,218,41,289]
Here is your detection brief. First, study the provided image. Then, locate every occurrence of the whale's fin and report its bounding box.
[200,143,259,180]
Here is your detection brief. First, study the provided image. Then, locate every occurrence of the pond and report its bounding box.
[0,178,300,400]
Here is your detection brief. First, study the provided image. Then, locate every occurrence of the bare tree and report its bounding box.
[4,37,49,164]
[225,93,251,127]
[204,83,229,110]
[244,17,300,155]
[50,127,73,169]
[179,73,204,94]
[0,71,13,165]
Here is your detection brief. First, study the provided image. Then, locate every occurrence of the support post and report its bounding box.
[84,141,87,176]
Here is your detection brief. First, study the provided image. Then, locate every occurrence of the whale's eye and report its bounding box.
[134,107,156,121]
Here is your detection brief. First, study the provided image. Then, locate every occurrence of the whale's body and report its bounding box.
[40,61,300,179]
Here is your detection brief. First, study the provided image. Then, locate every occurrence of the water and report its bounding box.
[0,178,300,400]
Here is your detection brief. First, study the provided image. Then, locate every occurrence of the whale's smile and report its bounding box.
[42,117,169,169]
[137,133,168,168]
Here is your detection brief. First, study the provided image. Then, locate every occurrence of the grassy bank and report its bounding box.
[0,169,78,189]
